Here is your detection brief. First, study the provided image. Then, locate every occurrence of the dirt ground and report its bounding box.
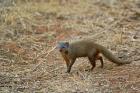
[0,0,140,93]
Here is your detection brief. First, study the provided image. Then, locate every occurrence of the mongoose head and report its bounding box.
[57,42,69,54]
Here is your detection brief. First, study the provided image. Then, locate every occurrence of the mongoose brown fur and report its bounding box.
[58,40,131,73]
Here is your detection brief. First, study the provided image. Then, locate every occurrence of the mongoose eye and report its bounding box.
[62,46,65,48]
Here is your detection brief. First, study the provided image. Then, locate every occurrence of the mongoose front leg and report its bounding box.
[67,58,76,73]
[61,53,70,68]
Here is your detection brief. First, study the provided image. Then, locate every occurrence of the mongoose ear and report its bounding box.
[65,42,69,47]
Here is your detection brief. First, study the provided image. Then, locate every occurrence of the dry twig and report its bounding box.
[31,45,57,72]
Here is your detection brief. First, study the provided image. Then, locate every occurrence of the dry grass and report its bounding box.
[0,0,140,93]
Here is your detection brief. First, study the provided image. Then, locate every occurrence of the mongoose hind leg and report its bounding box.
[96,56,104,68]
[94,50,104,68]
[88,57,96,70]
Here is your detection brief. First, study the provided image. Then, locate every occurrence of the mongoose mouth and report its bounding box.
[59,49,68,54]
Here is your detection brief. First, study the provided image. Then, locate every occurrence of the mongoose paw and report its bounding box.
[100,66,104,68]
[66,70,70,73]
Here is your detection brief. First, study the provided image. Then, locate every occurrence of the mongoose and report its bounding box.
[58,40,131,73]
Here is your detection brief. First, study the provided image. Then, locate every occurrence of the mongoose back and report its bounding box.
[58,40,131,73]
